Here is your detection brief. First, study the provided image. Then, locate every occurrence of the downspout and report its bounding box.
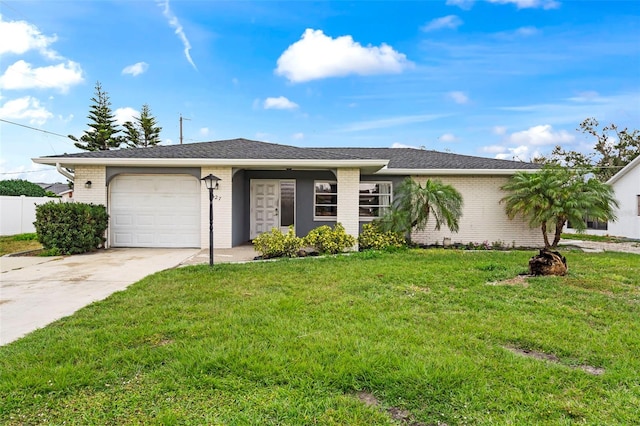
[56,163,74,181]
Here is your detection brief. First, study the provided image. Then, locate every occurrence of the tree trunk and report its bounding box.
[541,222,550,248]
[529,249,568,276]
[550,219,566,248]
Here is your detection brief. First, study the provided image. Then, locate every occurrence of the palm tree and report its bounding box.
[501,165,618,248]
[379,178,463,238]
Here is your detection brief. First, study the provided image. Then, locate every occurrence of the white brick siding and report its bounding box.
[336,168,360,249]
[200,167,233,249]
[73,166,107,205]
[410,175,546,248]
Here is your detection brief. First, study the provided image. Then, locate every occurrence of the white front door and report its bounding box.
[250,179,295,239]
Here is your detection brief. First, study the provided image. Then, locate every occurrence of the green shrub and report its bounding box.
[252,226,303,259]
[303,223,356,254]
[34,202,109,255]
[358,222,406,251]
[0,179,47,197]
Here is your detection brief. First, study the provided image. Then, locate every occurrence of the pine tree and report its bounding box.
[122,104,162,148]
[68,82,122,151]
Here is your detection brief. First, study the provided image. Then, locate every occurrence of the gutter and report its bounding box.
[56,163,74,181]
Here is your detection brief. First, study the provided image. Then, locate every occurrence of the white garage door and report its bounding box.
[110,175,200,248]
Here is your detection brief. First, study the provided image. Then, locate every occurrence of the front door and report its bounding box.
[250,180,295,239]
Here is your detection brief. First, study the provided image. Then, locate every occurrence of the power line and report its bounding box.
[0,118,71,139]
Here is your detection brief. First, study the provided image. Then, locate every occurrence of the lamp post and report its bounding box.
[201,174,220,266]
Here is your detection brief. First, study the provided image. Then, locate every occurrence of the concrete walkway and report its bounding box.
[0,248,198,346]
[559,239,640,254]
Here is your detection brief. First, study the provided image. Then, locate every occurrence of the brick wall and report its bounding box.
[410,175,546,248]
[200,167,233,249]
[336,168,360,249]
[73,166,107,205]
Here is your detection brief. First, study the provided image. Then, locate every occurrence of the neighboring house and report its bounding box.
[32,138,543,249]
[36,182,73,200]
[606,155,640,239]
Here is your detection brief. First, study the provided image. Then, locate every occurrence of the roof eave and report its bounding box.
[374,168,539,175]
[606,155,640,185]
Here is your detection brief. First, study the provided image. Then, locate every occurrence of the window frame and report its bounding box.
[358,181,393,220]
[314,181,338,220]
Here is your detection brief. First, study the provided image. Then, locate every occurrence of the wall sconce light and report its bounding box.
[85,181,92,189]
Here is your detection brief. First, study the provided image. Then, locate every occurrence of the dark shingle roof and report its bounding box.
[47,138,539,170]
[317,147,540,170]
[50,138,363,161]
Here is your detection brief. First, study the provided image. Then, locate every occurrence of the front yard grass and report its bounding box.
[1,249,638,424]
[0,233,41,256]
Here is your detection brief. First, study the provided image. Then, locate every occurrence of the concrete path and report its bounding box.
[0,248,198,346]
[559,239,640,254]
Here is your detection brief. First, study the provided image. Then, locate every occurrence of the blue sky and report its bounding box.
[1,0,638,182]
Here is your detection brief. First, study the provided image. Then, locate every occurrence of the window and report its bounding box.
[314,181,337,219]
[359,182,392,218]
[568,216,608,231]
[637,195,640,216]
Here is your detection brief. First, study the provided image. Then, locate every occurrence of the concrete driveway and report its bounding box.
[0,248,199,346]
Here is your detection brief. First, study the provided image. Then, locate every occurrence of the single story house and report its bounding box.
[36,182,73,200]
[33,138,543,249]
[606,155,640,239]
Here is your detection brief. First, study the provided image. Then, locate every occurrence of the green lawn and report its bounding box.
[0,233,41,256]
[1,249,638,424]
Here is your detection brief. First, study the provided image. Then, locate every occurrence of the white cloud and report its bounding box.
[488,0,560,9]
[122,62,149,76]
[421,15,463,32]
[446,0,475,10]
[199,127,209,136]
[484,124,574,161]
[439,133,458,142]
[481,145,507,154]
[264,96,299,110]
[515,26,538,36]
[507,124,575,146]
[275,29,413,83]
[495,145,542,161]
[114,107,139,125]
[0,60,83,93]
[568,91,599,102]
[492,126,507,135]
[156,0,197,70]
[0,15,60,59]
[391,142,422,149]
[341,114,448,132]
[0,96,52,125]
[447,91,469,104]
[447,0,559,9]
[292,132,304,140]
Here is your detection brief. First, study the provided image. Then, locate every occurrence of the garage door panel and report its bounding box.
[110,175,200,248]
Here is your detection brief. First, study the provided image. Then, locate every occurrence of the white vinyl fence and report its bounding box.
[0,196,64,236]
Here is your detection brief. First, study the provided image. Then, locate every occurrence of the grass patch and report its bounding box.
[1,250,639,424]
[0,233,41,256]
[561,233,633,243]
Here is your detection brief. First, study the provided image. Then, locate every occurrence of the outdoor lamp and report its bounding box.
[85,181,92,188]
[201,174,221,266]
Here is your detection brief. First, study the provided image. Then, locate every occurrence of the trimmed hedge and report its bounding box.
[0,179,47,197]
[34,202,109,255]
[303,223,356,254]
[252,226,303,259]
[358,222,406,251]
